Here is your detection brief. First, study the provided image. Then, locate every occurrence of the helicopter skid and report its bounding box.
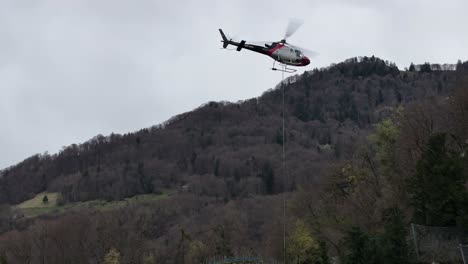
[271,67,296,73]
[272,60,297,73]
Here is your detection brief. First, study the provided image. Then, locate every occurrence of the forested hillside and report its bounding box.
[0,57,467,264]
[0,57,460,204]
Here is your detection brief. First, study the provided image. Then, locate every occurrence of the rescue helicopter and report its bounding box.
[219,20,317,73]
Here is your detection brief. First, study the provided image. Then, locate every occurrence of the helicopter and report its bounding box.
[219,20,317,73]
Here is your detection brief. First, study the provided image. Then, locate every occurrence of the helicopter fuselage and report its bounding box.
[222,39,310,67]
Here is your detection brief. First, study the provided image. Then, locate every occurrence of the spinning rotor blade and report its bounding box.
[284,18,304,40]
[302,49,319,58]
[288,43,319,58]
[246,40,277,46]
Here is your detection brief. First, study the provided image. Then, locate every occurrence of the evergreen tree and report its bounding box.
[380,208,410,264]
[275,128,283,145]
[419,63,432,73]
[293,97,310,122]
[214,158,220,177]
[409,63,415,72]
[0,254,7,264]
[317,240,330,264]
[258,163,275,194]
[344,226,378,264]
[42,195,48,204]
[407,133,466,226]
[456,59,468,73]
[377,89,384,104]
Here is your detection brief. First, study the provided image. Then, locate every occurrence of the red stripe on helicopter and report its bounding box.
[266,44,284,56]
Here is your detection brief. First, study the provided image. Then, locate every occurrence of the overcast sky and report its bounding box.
[1,0,468,169]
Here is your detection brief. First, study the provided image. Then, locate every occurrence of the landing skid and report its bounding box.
[272,67,297,73]
[271,61,297,73]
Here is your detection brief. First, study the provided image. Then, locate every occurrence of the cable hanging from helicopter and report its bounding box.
[218,19,318,73]
[218,19,319,264]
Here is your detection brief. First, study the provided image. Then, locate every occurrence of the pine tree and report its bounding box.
[407,133,466,226]
[317,240,330,264]
[419,63,432,73]
[258,163,275,194]
[380,208,410,264]
[344,226,378,264]
[42,195,48,204]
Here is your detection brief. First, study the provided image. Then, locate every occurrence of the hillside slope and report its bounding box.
[0,57,460,205]
[1,57,468,264]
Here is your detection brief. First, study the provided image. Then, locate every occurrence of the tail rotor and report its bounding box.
[219,29,230,48]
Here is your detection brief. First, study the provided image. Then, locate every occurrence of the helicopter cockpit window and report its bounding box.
[294,49,302,57]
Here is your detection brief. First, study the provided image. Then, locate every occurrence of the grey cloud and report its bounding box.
[1,0,467,168]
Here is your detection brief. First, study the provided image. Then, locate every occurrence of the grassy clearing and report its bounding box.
[69,192,171,211]
[17,192,59,209]
[15,190,172,218]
